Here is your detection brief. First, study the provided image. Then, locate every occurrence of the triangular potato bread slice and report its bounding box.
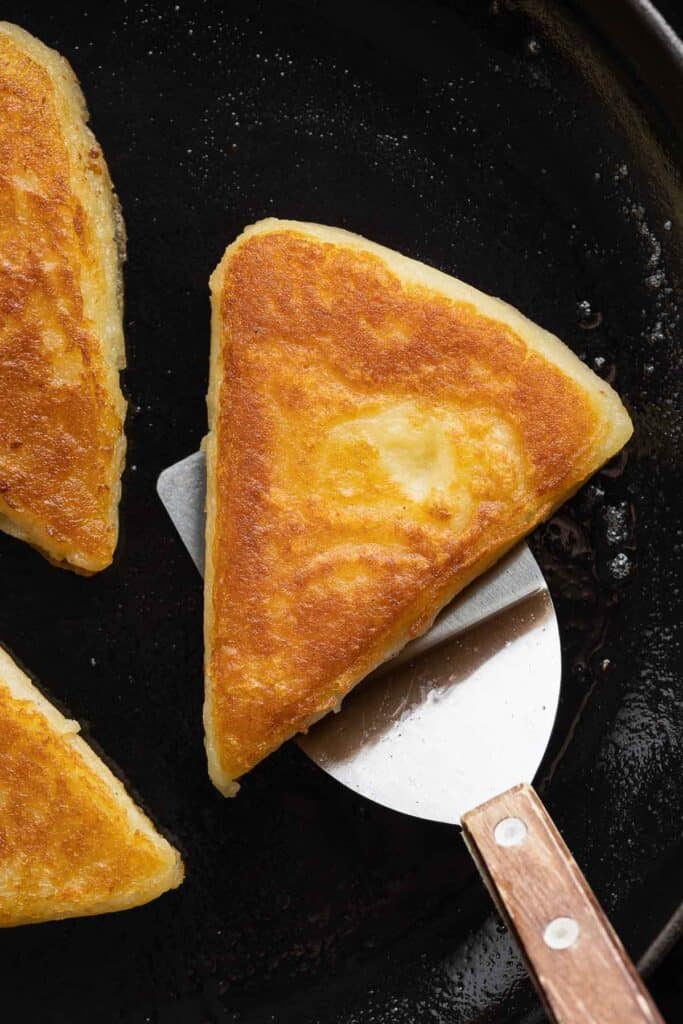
[0,23,126,572]
[0,646,183,926]
[205,219,633,795]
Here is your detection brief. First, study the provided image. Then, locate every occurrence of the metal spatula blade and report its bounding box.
[156,451,560,822]
[157,450,562,818]
[300,589,560,824]
[157,451,207,574]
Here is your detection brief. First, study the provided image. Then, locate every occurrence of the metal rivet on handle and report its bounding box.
[493,816,528,847]
[544,916,580,950]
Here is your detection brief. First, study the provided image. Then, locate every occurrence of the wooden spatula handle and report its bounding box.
[461,784,665,1024]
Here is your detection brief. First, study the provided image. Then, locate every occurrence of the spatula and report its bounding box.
[158,451,665,1024]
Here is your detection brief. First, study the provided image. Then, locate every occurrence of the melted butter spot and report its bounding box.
[41,328,67,355]
[317,399,526,536]
[331,403,457,502]
[37,331,85,387]
[11,171,44,195]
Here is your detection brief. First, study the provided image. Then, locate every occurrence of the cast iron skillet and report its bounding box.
[0,1,681,1022]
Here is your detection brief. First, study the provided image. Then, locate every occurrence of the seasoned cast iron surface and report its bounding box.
[0,2,680,1022]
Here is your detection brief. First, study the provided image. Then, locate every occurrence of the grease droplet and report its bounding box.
[577,299,603,330]
[608,552,633,580]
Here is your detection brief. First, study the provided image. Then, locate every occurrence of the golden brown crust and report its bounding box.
[0,23,125,572]
[204,220,633,793]
[0,646,183,927]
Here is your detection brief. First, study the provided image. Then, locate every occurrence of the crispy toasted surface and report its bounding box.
[204,219,633,794]
[0,646,183,927]
[0,23,125,572]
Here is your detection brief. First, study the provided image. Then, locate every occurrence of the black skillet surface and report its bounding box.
[0,1,681,1022]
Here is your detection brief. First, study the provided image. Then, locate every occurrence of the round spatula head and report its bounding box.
[299,586,561,826]
[155,458,560,823]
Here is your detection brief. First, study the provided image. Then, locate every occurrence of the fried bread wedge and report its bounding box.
[0,23,126,572]
[0,646,183,927]
[205,219,633,795]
